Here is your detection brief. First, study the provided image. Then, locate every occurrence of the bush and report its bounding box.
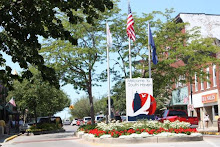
[78,124,97,132]
[29,123,61,132]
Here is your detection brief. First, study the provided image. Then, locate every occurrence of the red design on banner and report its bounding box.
[132,93,156,115]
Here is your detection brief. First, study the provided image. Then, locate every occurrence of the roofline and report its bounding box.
[176,12,220,18]
[174,13,220,23]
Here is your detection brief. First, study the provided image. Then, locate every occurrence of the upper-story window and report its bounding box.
[200,73,204,90]
[176,75,185,88]
[213,64,217,87]
[195,73,198,92]
[206,67,210,89]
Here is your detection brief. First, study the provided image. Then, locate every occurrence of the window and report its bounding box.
[176,75,185,88]
[206,67,210,89]
[168,110,187,117]
[195,73,198,91]
[213,64,217,87]
[214,105,218,116]
[200,74,204,90]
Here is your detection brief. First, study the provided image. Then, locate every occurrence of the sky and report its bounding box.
[2,0,220,120]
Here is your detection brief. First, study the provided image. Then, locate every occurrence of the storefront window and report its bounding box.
[214,105,218,116]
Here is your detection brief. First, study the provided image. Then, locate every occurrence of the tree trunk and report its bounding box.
[88,72,95,125]
[34,107,37,124]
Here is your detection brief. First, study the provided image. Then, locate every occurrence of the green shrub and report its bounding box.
[78,124,97,131]
[29,123,61,131]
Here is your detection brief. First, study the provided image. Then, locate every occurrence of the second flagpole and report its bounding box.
[129,37,132,79]
[148,22,152,78]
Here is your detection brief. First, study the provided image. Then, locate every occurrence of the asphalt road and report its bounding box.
[1,125,220,147]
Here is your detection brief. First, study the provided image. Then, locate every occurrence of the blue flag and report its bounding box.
[149,25,158,65]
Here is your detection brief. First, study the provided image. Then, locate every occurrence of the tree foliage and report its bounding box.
[40,1,119,124]
[7,69,70,118]
[70,97,106,118]
[108,9,220,111]
[0,0,113,88]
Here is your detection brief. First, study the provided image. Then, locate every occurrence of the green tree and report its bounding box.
[0,0,113,88]
[40,1,120,124]
[7,70,70,123]
[109,9,220,111]
[70,97,106,119]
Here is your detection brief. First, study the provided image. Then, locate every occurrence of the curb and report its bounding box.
[3,133,22,143]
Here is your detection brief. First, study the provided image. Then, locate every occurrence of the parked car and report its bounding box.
[63,119,71,125]
[158,109,198,127]
[83,117,91,125]
[114,115,122,122]
[95,115,105,123]
[76,119,83,126]
[71,118,78,126]
[19,116,62,133]
[121,115,127,122]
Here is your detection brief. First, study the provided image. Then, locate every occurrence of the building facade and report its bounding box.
[170,13,220,128]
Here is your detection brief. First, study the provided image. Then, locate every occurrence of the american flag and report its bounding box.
[9,97,16,107]
[127,3,135,41]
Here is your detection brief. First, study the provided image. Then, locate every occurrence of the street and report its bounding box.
[1,125,220,147]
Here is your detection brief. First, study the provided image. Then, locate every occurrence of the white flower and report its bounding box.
[119,135,130,139]
[173,133,187,137]
[77,131,85,135]
[100,135,112,139]
[154,132,175,137]
[190,133,202,136]
[83,133,95,138]
[129,133,142,138]
[140,132,152,137]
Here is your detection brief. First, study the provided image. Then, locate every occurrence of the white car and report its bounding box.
[71,118,78,125]
[121,115,127,122]
[95,115,105,123]
[63,119,71,125]
[83,116,91,125]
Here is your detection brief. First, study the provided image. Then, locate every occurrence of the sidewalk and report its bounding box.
[197,127,220,135]
[0,128,21,144]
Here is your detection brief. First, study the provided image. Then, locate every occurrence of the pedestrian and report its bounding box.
[204,113,209,128]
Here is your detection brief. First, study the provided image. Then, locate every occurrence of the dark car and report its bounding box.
[114,115,122,122]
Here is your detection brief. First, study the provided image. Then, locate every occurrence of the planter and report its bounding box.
[80,133,203,144]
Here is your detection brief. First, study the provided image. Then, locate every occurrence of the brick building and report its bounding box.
[169,13,220,128]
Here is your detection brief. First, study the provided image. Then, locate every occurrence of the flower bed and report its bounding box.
[78,120,199,138]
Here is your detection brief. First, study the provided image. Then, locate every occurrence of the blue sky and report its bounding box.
[2,0,220,119]
[120,0,219,16]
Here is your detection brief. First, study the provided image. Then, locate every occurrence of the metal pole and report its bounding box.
[129,38,132,79]
[148,22,152,78]
[190,79,193,117]
[106,22,111,123]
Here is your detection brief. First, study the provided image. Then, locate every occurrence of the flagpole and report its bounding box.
[148,22,152,78]
[129,37,132,78]
[106,22,111,123]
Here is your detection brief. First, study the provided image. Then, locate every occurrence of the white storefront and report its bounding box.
[190,89,219,128]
